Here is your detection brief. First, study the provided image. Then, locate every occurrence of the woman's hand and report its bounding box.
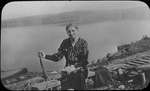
[38,51,46,58]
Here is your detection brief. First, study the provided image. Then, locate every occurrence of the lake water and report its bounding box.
[1,20,150,72]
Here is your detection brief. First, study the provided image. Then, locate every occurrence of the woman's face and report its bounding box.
[66,26,79,39]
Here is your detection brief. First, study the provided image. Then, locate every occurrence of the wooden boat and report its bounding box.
[1,68,28,85]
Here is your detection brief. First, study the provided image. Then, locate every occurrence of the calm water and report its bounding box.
[1,20,150,72]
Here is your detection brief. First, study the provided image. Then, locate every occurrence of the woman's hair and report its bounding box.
[66,23,79,30]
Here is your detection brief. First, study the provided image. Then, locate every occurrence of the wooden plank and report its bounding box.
[136,58,150,64]
[140,56,150,60]
[125,62,139,67]
[137,64,150,70]
[129,60,148,65]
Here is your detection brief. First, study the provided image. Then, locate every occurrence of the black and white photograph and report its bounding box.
[1,1,150,90]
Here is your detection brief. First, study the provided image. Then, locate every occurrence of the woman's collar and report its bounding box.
[70,37,80,47]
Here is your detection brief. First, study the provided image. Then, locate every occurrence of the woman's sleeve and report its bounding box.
[45,40,66,62]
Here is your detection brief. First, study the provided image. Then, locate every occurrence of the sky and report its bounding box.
[2,1,148,20]
[1,1,150,72]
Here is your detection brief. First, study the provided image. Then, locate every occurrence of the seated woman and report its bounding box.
[38,24,89,90]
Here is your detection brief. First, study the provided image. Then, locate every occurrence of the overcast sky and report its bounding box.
[2,1,148,20]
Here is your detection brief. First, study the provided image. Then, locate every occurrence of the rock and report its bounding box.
[118,85,125,89]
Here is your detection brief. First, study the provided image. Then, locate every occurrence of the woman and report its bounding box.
[38,24,89,90]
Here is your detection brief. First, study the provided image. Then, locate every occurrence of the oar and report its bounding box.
[38,54,48,81]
